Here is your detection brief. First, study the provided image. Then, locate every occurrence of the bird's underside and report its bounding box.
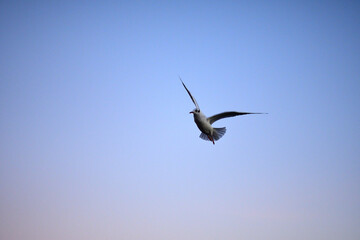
[181,78,267,144]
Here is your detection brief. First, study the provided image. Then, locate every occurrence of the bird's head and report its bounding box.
[189,108,200,114]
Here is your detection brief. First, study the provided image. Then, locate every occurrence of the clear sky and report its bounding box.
[1,1,359,239]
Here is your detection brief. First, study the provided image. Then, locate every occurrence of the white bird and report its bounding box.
[181,78,266,144]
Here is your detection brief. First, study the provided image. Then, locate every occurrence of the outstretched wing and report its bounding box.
[180,77,199,110]
[207,111,266,124]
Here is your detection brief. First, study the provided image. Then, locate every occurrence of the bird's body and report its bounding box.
[193,111,212,135]
[192,110,225,144]
[181,78,266,144]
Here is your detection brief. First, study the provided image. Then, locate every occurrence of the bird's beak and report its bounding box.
[189,111,194,114]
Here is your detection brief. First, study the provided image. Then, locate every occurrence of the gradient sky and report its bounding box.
[1,1,359,240]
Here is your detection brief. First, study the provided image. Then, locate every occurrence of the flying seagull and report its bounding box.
[181,78,266,144]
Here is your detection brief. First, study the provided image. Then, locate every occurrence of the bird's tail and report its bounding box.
[199,127,227,142]
[213,127,226,141]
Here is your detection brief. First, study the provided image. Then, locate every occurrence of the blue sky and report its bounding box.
[1,1,359,239]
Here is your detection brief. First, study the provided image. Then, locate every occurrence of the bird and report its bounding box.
[181,78,267,144]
